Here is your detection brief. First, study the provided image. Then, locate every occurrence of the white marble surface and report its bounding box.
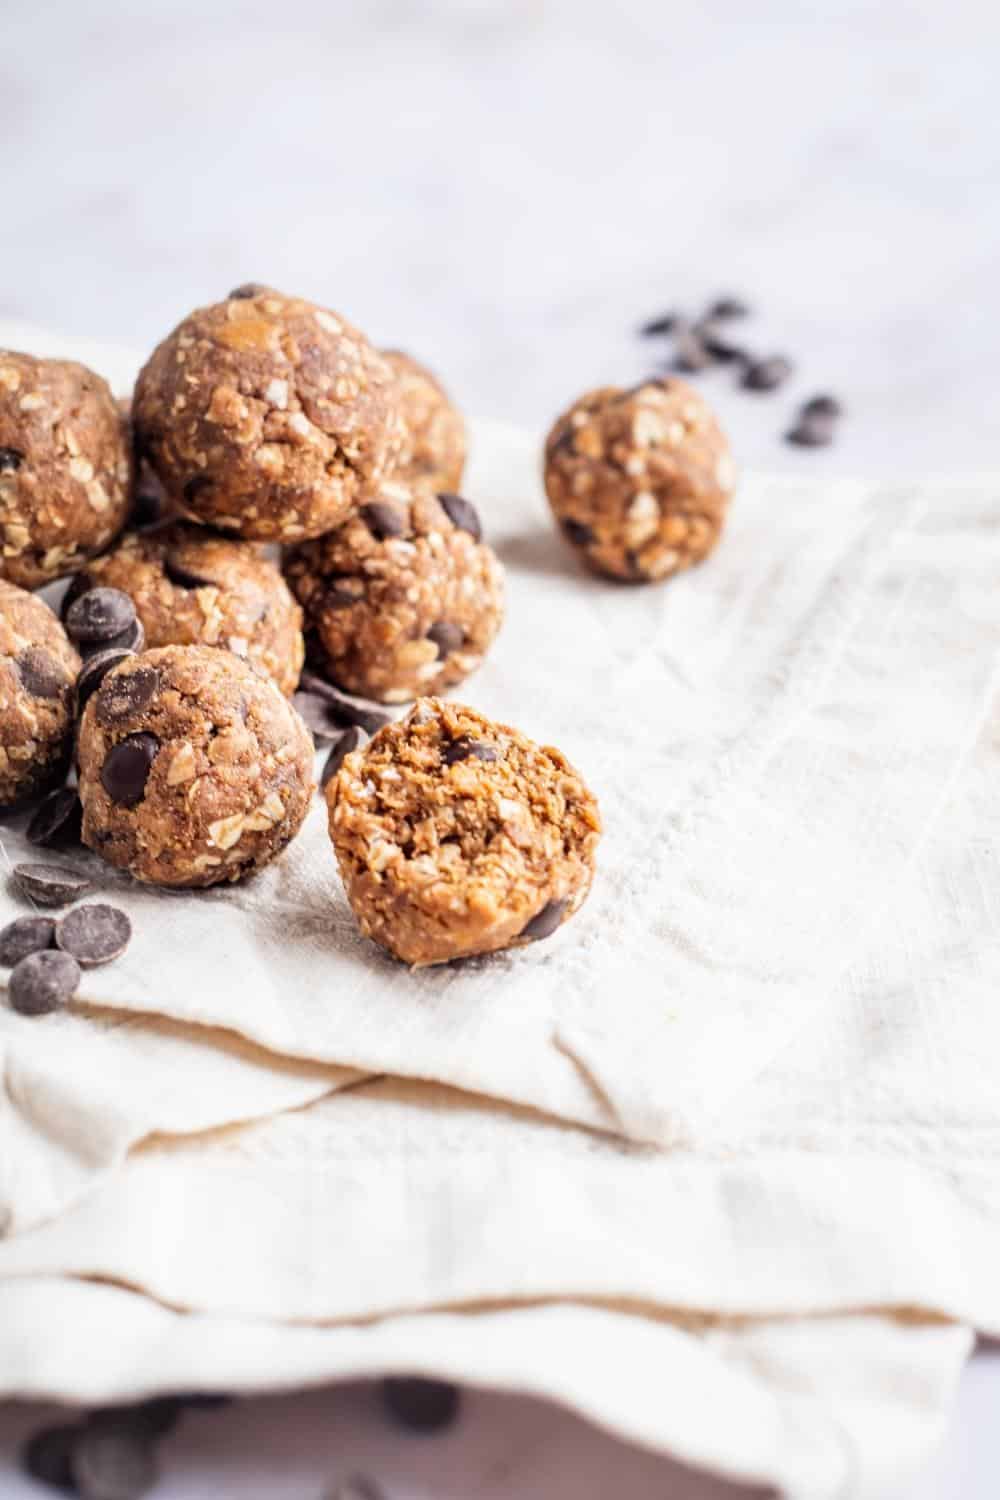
[2,1,1000,1494]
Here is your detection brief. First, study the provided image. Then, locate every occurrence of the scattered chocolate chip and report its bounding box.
[801,393,843,420]
[8,948,81,1015]
[87,1398,182,1442]
[77,650,134,715]
[100,733,160,806]
[96,666,160,725]
[707,295,750,320]
[639,312,679,337]
[66,587,136,645]
[741,356,793,392]
[183,474,210,503]
[228,283,267,300]
[321,726,364,788]
[13,862,92,907]
[361,501,408,540]
[437,492,482,542]
[71,1423,158,1500]
[57,903,132,968]
[85,615,145,660]
[520,897,568,942]
[21,1423,80,1488]
[786,412,835,448]
[164,551,216,590]
[27,787,83,848]
[696,324,750,365]
[60,570,96,623]
[673,326,714,373]
[298,674,392,736]
[15,647,69,699]
[442,736,499,766]
[381,1377,461,1433]
[293,690,343,745]
[0,914,56,966]
[133,490,167,529]
[425,621,464,657]
[0,446,24,473]
[561,517,595,547]
[177,1393,233,1410]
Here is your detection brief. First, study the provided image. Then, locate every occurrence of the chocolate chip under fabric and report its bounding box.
[380,1377,461,1433]
[70,1422,158,1500]
[8,948,81,1015]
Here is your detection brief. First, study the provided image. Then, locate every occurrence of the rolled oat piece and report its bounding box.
[77,644,313,887]
[327,697,601,966]
[0,353,133,588]
[543,377,736,583]
[133,285,400,542]
[0,581,80,808]
[382,349,466,493]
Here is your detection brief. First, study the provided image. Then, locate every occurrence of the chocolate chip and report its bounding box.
[320,725,364,788]
[298,674,392,735]
[15,646,69,699]
[228,283,267,300]
[176,1393,232,1410]
[88,1398,183,1442]
[133,489,167,529]
[561,517,595,547]
[801,393,843,420]
[96,666,160,725]
[77,650,134,715]
[673,326,714,372]
[0,914,55,966]
[57,903,132,968]
[93,616,145,657]
[696,324,750,365]
[60,570,96,623]
[707,295,750,319]
[13,861,92,907]
[426,621,464,657]
[639,312,679,337]
[8,949,81,1015]
[520,897,568,942]
[0,446,24,472]
[437,492,482,542]
[786,412,835,448]
[381,1377,460,1433]
[164,550,216,590]
[361,501,407,540]
[183,474,211,503]
[741,356,793,392]
[21,1423,80,1488]
[27,786,83,848]
[70,1423,158,1500]
[66,587,136,645]
[442,736,499,766]
[101,733,160,806]
[293,690,342,745]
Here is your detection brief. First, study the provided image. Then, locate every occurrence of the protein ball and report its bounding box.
[285,483,503,705]
[68,523,305,696]
[77,644,314,888]
[132,286,401,542]
[382,349,466,493]
[0,581,80,807]
[327,697,601,965]
[543,377,736,583]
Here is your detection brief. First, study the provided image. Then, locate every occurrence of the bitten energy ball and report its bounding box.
[382,349,466,492]
[544,377,736,582]
[327,697,601,966]
[78,644,313,888]
[133,286,400,542]
[0,353,132,588]
[0,582,80,808]
[285,484,503,704]
[65,524,305,696]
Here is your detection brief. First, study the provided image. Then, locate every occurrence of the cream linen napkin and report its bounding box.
[0,1278,972,1500]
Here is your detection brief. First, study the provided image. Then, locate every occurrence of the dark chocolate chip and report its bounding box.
[92,616,145,657]
[164,550,216,590]
[0,914,56,966]
[21,1422,80,1488]
[741,356,793,392]
[228,283,267,300]
[561,517,595,547]
[27,787,83,848]
[13,861,92,907]
[442,736,499,766]
[696,324,750,365]
[96,666,160,726]
[320,725,364,788]
[520,897,568,942]
[60,570,96,623]
[298,674,392,735]
[437,492,482,542]
[71,1423,158,1500]
[16,647,69,699]
[183,474,211,503]
[801,393,843,420]
[100,733,160,806]
[361,501,408,540]
[673,326,714,372]
[707,295,750,320]
[0,446,24,472]
[77,650,134,715]
[87,1398,183,1442]
[425,621,464,657]
[57,903,132,968]
[176,1393,233,1410]
[133,489,167,529]
[639,312,679,337]
[8,948,80,1015]
[66,587,136,645]
[381,1377,461,1433]
[786,412,835,448]
[293,690,343,745]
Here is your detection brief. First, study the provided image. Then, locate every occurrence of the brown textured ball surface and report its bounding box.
[327,697,601,966]
[285,482,503,705]
[65,524,304,696]
[78,644,314,887]
[382,349,466,493]
[0,582,80,807]
[544,377,736,582]
[132,286,401,542]
[0,353,133,588]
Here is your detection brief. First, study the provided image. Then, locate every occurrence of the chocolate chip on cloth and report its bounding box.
[0,580,80,807]
[8,948,81,1016]
[0,914,55,966]
[543,378,736,583]
[57,903,132,967]
[0,351,133,589]
[77,644,314,888]
[285,483,504,704]
[71,1420,158,1500]
[132,286,401,542]
[74,522,305,695]
[382,348,466,493]
[327,697,601,965]
[13,861,92,907]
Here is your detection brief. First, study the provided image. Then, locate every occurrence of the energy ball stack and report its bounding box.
[0,353,133,588]
[382,349,466,492]
[0,582,80,807]
[544,377,736,582]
